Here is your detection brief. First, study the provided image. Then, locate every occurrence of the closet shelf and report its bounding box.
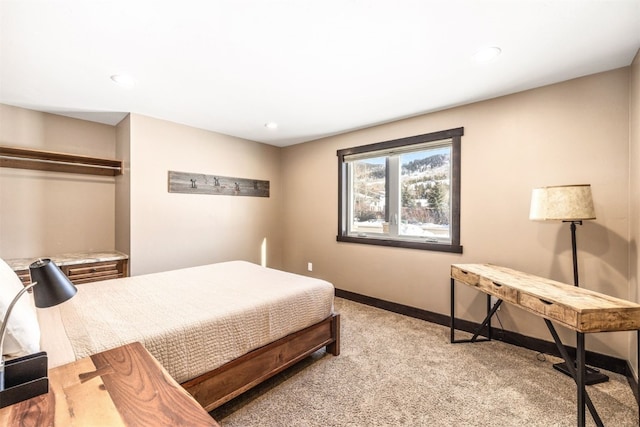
[0,145,122,176]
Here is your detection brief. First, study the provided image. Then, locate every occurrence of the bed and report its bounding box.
[1,259,340,412]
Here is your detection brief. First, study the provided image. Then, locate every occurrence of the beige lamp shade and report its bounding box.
[529,184,596,221]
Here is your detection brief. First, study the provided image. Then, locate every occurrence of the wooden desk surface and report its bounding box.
[0,342,219,427]
[452,263,640,333]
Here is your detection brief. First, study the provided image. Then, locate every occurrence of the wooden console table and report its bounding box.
[450,263,640,427]
[0,342,219,426]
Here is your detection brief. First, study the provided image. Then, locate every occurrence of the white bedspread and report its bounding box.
[38,261,334,383]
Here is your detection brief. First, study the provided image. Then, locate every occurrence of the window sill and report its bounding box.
[336,235,463,253]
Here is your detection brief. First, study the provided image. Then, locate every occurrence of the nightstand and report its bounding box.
[0,342,219,426]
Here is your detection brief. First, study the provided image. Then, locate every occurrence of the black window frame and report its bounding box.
[337,127,463,253]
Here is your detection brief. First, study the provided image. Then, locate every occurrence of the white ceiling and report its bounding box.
[1,1,639,147]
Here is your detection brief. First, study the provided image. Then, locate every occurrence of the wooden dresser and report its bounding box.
[6,251,129,286]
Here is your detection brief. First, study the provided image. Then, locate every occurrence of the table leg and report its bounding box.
[450,278,455,343]
[544,320,602,427]
[486,295,492,341]
[577,332,585,427]
[450,278,493,344]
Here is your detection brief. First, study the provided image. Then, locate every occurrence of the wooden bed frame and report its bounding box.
[182,312,340,412]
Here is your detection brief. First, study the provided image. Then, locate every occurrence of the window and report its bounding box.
[337,127,463,253]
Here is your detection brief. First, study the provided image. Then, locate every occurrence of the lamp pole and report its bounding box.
[567,220,582,287]
[0,282,37,390]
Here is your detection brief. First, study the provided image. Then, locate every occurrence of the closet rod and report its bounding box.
[0,155,121,171]
[0,145,123,177]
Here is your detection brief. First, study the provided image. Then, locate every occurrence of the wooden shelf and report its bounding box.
[0,145,122,176]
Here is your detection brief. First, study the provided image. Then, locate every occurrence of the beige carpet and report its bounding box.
[210,298,638,426]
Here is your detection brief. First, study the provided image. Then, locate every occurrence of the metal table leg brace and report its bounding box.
[544,319,603,427]
[450,278,502,344]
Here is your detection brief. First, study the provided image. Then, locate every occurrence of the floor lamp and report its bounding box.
[529,184,609,385]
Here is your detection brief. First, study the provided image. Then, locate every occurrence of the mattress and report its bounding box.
[37,261,335,383]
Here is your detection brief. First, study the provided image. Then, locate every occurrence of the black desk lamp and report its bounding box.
[0,259,77,406]
[529,184,608,385]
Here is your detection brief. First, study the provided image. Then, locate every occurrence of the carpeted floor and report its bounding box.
[210,297,638,426]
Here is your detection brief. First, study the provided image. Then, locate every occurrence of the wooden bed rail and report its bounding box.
[182,313,340,412]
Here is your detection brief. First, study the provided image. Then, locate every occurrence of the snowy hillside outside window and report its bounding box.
[337,128,463,253]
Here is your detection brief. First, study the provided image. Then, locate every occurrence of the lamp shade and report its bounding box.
[529,184,596,221]
[29,259,77,308]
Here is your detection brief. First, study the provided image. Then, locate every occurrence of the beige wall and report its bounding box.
[127,114,283,275]
[0,104,117,258]
[630,50,640,376]
[282,68,632,359]
[115,114,131,257]
[0,106,284,276]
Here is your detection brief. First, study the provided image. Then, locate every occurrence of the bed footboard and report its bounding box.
[182,313,340,412]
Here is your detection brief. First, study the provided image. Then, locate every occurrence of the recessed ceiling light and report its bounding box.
[264,122,278,130]
[110,74,135,88]
[473,46,502,63]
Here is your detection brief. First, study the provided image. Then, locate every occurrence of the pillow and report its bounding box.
[0,258,40,357]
